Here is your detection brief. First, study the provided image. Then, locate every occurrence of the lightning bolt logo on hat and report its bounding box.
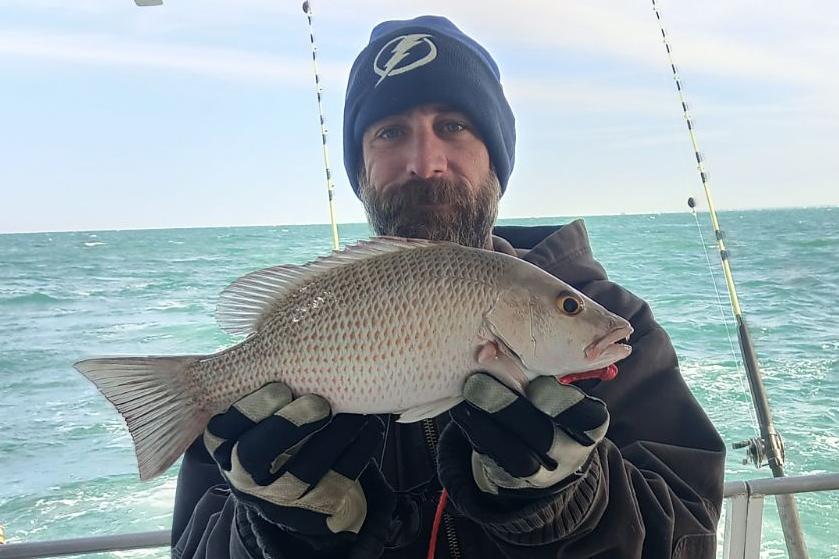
[373,34,437,87]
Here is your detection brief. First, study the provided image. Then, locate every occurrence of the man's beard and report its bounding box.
[358,171,501,249]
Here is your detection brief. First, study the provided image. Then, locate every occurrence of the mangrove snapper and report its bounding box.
[75,237,632,480]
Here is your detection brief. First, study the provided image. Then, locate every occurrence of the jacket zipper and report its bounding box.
[422,418,461,559]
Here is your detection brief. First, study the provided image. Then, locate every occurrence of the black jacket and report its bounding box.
[172,222,726,559]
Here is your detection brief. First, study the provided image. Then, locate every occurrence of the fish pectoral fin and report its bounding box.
[476,341,530,394]
[396,396,464,423]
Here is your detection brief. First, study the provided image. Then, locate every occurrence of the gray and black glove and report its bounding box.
[445,372,609,497]
[203,382,394,551]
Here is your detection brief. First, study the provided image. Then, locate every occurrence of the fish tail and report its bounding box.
[74,355,210,481]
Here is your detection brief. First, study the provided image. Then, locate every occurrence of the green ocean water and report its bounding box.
[1,207,837,558]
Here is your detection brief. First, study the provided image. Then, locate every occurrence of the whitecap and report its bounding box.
[813,435,839,452]
[84,242,105,247]
[106,323,154,333]
[150,301,190,311]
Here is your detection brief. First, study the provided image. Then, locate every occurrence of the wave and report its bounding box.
[795,238,839,248]
[84,241,106,247]
[148,301,205,313]
[0,292,64,306]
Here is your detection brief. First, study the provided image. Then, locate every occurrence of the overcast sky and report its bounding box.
[1,0,837,233]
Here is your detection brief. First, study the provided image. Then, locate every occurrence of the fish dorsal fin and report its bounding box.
[215,236,443,336]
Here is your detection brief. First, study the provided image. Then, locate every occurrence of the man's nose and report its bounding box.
[406,129,447,179]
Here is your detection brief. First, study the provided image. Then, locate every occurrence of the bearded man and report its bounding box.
[172,16,725,559]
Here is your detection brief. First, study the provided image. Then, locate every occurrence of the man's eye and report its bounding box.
[441,121,467,133]
[376,127,402,140]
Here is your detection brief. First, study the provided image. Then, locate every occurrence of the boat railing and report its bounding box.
[721,472,839,559]
[0,531,170,559]
[1,472,838,559]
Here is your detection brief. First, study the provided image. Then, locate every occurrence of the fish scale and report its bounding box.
[198,244,506,413]
[74,237,632,480]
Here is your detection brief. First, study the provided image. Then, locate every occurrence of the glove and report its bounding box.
[203,382,389,540]
[449,372,609,496]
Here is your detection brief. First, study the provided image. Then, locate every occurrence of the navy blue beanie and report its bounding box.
[343,15,516,196]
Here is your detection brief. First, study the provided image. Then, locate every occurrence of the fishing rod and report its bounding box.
[144,0,341,248]
[651,2,809,557]
[302,0,341,251]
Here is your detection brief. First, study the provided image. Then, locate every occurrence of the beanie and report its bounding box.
[343,15,516,196]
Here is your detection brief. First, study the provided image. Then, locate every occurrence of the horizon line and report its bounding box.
[1,204,835,236]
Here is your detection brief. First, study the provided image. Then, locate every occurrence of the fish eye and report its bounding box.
[556,293,584,316]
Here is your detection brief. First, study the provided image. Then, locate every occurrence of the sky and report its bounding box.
[1,0,837,233]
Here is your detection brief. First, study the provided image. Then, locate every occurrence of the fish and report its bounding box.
[74,237,633,480]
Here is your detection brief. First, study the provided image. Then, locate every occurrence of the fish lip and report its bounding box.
[585,325,634,360]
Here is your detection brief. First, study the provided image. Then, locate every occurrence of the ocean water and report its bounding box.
[1,207,837,558]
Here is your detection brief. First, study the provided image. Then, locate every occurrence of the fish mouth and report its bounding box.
[585,324,634,362]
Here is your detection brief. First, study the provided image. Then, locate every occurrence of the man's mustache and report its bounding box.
[382,178,467,205]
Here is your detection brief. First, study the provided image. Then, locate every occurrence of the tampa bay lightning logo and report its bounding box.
[373,34,437,87]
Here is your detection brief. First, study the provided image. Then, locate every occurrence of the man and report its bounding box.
[172,16,725,559]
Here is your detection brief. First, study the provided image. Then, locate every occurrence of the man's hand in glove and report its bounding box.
[450,371,609,496]
[203,382,390,540]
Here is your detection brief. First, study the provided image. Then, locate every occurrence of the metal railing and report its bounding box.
[1,473,838,559]
[0,532,169,559]
[721,472,839,559]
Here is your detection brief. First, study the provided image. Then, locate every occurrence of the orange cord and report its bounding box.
[426,488,448,559]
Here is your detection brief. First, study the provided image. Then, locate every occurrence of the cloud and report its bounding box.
[505,76,670,114]
[4,1,837,92]
[0,28,338,84]
[317,1,839,90]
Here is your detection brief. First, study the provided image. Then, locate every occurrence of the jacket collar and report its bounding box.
[493,220,608,284]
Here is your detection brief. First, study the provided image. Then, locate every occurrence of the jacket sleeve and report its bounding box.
[438,274,726,558]
[171,439,394,559]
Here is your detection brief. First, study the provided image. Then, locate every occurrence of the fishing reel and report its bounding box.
[732,432,785,469]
